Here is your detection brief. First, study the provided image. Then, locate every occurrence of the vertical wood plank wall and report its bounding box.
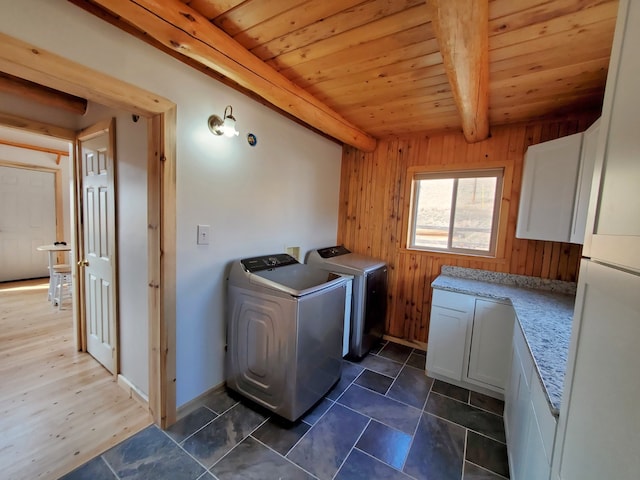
[337,114,599,346]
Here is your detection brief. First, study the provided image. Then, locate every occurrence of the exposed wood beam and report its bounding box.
[0,72,88,115]
[82,0,377,152]
[427,0,489,143]
[0,111,76,140]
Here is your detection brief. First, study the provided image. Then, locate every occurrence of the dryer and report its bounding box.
[307,246,387,360]
[226,253,347,421]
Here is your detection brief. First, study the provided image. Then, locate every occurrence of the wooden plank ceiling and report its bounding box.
[70,0,618,147]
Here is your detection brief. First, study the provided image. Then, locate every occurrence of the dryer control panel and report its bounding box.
[241,253,299,272]
[317,245,351,258]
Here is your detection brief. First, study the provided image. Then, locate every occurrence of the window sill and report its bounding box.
[401,247,509,265]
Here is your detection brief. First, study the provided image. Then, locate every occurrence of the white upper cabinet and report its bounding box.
[570,119,600,245]
[589,0,640,273]
[516,132,583,243]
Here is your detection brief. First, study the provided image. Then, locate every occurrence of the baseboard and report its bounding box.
[382,334,427,352]
[117,374,149,409]
[176,381,226,421]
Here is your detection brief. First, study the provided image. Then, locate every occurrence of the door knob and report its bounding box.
[78,259,90,267]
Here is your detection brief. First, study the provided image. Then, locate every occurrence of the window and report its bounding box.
[408,169,503,256]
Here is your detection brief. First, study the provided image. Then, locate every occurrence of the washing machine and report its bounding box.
[226,253,347,421]
[307,245,387,360]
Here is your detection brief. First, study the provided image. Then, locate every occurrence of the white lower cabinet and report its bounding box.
[505,324,557,480]
[426,289,514,395]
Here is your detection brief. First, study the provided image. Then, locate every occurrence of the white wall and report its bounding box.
[0,0,343,406]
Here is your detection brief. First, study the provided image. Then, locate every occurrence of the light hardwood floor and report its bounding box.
[0,279,152,479]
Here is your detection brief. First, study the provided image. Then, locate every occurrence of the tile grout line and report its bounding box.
[464,459,510,480]
[158,423,223,475]
[399,376,433,474]
[250,435,321,480]
[204,414,272,473]
[329,418,372,480]
[99,454,121,480]
[284,399,336,457]
[352,446,418,480]
[461,429,469,480]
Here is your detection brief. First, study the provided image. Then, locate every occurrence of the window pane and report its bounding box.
[451,177,497,251]
[414,178,453,249]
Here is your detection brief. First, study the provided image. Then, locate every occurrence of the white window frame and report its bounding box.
[408,168,504,256]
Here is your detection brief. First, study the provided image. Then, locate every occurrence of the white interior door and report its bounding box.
[0,165,56,282]
[77,119,118,374]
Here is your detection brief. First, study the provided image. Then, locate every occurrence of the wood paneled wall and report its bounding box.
[337,114,599,346]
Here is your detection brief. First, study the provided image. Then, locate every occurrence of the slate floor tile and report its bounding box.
[403,413,465,480]
[302,397,333,426]
[406,351,426,370]
[287,403,369,480]
[465,431,510,478]
[431,379,470,402]
[338,384,421,435]
[326,361,363,400]
[425,392,506,443]
[60,456,117,480]
[355,369,394,395]
[335,449,413,480]
[464,461,506,479]
[251,417,311,456]
[378,342,413,364]
[387,365,433,409]
[356,354,403,378]
[470,391,505,416]
[355,420,412,470]
[368,340,387,355]
[102,425,205,480]
[182,402,267,468]
[200,388,239,415]
[166,406,217,443]
[211,436,313,479]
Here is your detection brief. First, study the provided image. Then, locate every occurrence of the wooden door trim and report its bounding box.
[0,34,177,427]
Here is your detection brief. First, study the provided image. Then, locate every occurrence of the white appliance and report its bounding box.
[226,253,347,422]
[551,2,640,479]
[307,245,387,359]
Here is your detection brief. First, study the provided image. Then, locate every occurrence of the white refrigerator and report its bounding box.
[551,1,640,479]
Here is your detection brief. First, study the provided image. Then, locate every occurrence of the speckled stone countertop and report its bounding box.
[432,266,577,415]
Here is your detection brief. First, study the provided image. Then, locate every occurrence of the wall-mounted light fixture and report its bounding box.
[208,105,239,137]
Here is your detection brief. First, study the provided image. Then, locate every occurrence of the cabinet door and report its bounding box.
[506,343,532,480]
[570,118,600,245]
[426,305,469,380]
[590,0,640,273]
[466,299,514,389]
[516,132,583,242]
[520,406,552,480]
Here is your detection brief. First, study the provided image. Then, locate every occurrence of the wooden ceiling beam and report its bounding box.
[86,0,377,152]
[0,72,88,115]
[427,0,489,143]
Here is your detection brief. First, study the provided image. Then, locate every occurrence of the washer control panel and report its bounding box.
[241,253,299,272]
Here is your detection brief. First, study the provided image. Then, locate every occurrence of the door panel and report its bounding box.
[78,119,117,374]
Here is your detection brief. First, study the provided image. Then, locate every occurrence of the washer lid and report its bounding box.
[308,248,386,275]
[251,263,345,297]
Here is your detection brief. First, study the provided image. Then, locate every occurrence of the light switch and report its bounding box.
[197,224,210,245]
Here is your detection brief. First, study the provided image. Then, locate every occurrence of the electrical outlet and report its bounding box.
[197,224,210,245]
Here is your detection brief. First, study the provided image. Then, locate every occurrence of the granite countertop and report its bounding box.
[432,266,577,415]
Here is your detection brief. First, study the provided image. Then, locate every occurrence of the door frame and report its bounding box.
[0,33,177,428]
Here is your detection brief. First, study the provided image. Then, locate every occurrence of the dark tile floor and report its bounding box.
[61,341,509,480]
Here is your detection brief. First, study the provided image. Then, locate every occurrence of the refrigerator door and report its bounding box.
[552,260,640,480]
